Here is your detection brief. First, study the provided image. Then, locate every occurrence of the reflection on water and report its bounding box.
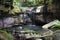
[22,25,52,33]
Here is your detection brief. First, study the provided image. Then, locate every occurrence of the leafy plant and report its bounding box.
[0,30,14,40]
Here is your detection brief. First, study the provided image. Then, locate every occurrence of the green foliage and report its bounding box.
[14,0,20,3]
[38,0,44,5]
[0,30,14,40]
[14,0,52,7]
[22,0,44,7]
[12,0,53,14]
[47,0,52,5]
